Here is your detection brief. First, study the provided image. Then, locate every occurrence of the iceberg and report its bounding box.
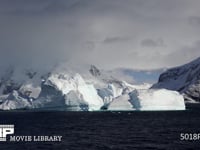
[33,72,103,111]
[0,91,31,110]
[107,89,185,111]
[64,91,88,111]
[0,65,186,111]
[107,94,133,111]
[129,89,185,110]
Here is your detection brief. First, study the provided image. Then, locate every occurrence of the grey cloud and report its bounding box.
[0,0,81,16]
[103,37,131,44]
[84,41,96,51]
[141,38,164,47]
[0,0,49,15]
[188,16,200,26]
[0,0,199,71]
[161,41,200,67]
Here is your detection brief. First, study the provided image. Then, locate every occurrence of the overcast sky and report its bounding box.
[0,0,200,71]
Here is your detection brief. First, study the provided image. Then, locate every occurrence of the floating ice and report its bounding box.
[129,89,185,110]
[107,94,133,111]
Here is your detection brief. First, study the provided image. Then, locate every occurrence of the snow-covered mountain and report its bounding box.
[152,57,200,102]
[0,64,185,111]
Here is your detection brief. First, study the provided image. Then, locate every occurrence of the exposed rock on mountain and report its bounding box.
[89,65,101,77]
[152,57,200,102]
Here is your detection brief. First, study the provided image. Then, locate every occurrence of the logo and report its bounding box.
[0,124,62,142]
[0,125,14,141]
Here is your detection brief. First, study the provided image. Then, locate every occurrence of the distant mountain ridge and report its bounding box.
[152,57,200,102]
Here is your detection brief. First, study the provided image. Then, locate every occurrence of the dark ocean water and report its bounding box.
[0,104,200,150]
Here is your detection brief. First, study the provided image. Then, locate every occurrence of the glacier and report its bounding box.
[0,65,186,111]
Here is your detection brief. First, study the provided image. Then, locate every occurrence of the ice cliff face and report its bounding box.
[0,65,185,111]
[0,91,31,110]
[129,89,185,110]
[0,66,105,110]
[108,89,185,111]
[152,57,200,102]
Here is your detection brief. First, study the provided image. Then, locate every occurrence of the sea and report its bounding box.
[0,103,200,150]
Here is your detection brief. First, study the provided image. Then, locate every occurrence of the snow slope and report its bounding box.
[152,57,200,102]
